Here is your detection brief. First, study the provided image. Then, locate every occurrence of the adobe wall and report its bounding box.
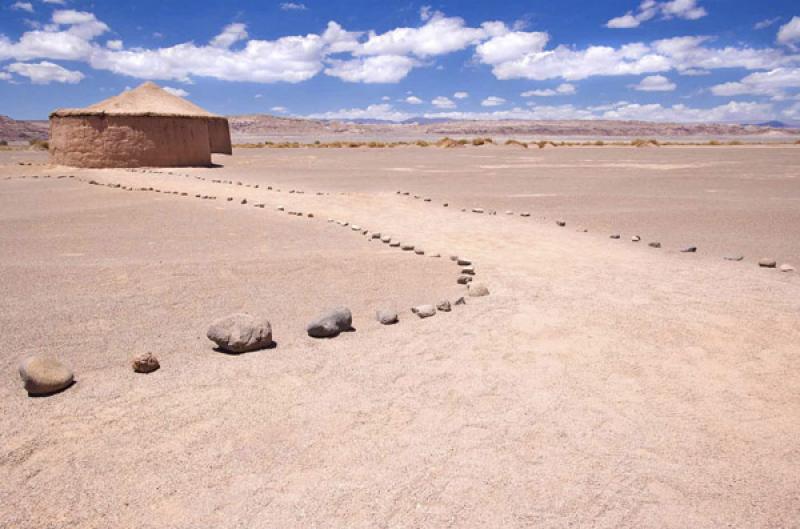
[49,115,212,168]
[208,117,232,155]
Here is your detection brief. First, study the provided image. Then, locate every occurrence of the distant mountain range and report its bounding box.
[2,114,798,143]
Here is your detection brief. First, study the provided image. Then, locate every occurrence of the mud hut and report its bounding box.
[49,82,231,168]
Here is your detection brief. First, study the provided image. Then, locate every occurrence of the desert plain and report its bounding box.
[2,143,800,528]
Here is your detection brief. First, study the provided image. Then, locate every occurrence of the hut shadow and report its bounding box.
[212,341,278,355]
[28,380,76,398]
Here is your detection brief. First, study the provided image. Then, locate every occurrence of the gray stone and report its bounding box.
[520,212,530,217]
[436,300,452,312]
[724,255,744,261]
[556,220,566,227]
[207,313,273,353]
[454,297,466,306]
[472,208,484,214]
[412,305,436,318]
[457,258,472,266]
[648,242,661,248]
[389,240,401,247]
[758,258,777,268]
[457,275,473,285]
[376,309,399,325]
[414,248,425,255]
[631,235,641,242]
[381,235,391,243]
[19,356,74,396]
[131,353,160,374]
[468,283,490,297]
[681,246,698,253]
[307,307,353,338]
[401,243,415,251]
[371,232,381,239]
[610,234,621,239]
[461,266,476,275]
[780,264,795,273]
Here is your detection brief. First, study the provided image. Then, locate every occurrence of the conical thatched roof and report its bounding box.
[51,82,220,118]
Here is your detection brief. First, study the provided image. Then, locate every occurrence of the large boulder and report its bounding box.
[19,356,74,396]
[307,307,353,338]
[207,313,274,353]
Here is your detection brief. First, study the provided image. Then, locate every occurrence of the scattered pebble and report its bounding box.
[401,243,415,251]
[610,234,621,239]
[520,212,530,217]
[631,235,641,242]
[780,264,794,272]
[758,258,777,268]
[436,300,452,312]
[648,242,661,248]
[376,309,399,325]
[454,297,466,306]
[457,258,472,266]
[472,208,485,214]
[556,220,566,227]
[461,266,475,275]
[468,283,490,297]
[131,353,160,374]
[307,307,353,338]
[207,313,274,353]
[412,305,436,318]
[681,247,698,253]
[457,275,473,285]
[414,248,425,255]
[18,356,74,396]
[724,255,744,261]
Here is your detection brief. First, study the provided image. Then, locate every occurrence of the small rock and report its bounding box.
[376,309,399,325]
[389,240,401,247]
[457,258,472,266]
[424,198,431,202]
[207,313,273,353]
[758,258,777,268]
[631,235,641,242]
[454,297,466,306]
[131,353,160,374]
[457,275,473,285]
[468,283,490,297]
[610,234,621,239]
[648,242,661,248]
[381,235,392,243]
[681,246,697,253]
[241,199,247,205]
[443,203,448,207]
[429,253,441,258]
[401,243,415,251]
[414,248,425,255]
[371,232,381,239]
[780,264,794,272]
[472,208,484,214]
[724,255,744,261]
[505,211,514,215]
[19,356,74,396]
[307,307,353,338]
[461,266,476,275]
[412,305,436,318]
[351,225,361,231]
[520,212,530,217]
[556,220,566,227]
[436,300,452,312]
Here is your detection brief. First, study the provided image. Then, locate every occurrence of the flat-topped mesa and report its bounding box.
[49,82,232,168]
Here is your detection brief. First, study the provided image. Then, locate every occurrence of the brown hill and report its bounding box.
[0,115,48,142]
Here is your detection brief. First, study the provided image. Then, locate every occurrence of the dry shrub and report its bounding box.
[631,138,659,148]
[472,138,485,146]
[29,139,49,150]
[505,139,528,148]
[708,140,721,146]
[594,140,605,146]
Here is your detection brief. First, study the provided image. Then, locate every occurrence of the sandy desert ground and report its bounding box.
[2,145,800,528]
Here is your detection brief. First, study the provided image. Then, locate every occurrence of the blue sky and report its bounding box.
[1,0,799,122]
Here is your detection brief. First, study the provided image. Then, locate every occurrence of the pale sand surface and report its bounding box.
[1,146,800,528]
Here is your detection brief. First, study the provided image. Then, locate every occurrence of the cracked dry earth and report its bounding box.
[1,147,800,529]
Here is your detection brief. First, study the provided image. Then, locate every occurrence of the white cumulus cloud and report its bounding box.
[6,60,84,84]
[521,83,576,97]
[404,95,422,104]
[777,17,800,49]
[633,74,676,91]
[710,67,800,100]
[481,96,506,107]
[607,0,706,29]
[432,96,455,108]
[11,2,34,13]
[453,91,468,99]
[324,55,417,83]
